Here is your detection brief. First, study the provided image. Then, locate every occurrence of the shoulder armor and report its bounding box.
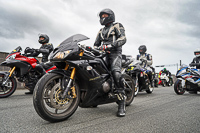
[46,43,52,45]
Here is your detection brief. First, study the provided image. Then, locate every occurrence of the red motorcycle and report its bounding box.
[0,46,56,98]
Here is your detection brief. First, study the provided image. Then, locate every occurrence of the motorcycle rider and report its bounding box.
[136,45,153,86]
[190,48,200,69]
[25,34,54,94]
[160,68,171,77]
[187,48,200,85]
[158,68,172,85]
[94,8,127,117]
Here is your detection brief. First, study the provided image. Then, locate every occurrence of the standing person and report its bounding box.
[136,45,153,86]
[25,34,54,94]
[94,8,127,117]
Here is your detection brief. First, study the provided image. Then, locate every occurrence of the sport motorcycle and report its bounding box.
[125,59,154,96]
[0,46,56,98]
[33,34,135,122]
[160,73,173,87]
[174,64,200,95]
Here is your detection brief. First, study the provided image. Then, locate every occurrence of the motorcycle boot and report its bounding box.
[116,91,126,117]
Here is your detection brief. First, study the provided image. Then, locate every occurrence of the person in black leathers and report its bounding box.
[25,34,54,94]
[94,8,127,117]
[190,48,200,69]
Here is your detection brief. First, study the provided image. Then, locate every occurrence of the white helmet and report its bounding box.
[194,48,200,57]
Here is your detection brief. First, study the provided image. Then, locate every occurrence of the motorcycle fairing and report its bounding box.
[1,60,31,76]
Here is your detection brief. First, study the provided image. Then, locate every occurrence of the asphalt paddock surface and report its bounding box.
[1,86,200,133]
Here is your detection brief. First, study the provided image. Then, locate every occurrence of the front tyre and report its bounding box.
[0,74,17,98]
[33,73,80,122]
[122,74,135,106]
[161,80,166,87]
[146,81,154,94]
[174,79,185,95]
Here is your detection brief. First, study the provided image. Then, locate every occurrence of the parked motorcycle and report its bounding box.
[33,34,135,122]
[160,73,173,87]
[0,46,56,98]
[125,59,154,96]
[174,64,200,95]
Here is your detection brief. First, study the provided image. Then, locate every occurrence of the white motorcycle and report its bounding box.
[160,73,173,87]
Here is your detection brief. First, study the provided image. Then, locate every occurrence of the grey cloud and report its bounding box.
[176,1,200,37]
[0,4,52,39]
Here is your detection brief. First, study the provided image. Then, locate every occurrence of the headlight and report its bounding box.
[6,54,16,60]
[53,50,72,59]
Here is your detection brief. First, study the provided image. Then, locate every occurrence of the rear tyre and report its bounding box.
[33,73,80,122]
[0,74,17,98]
[174,79,185,95]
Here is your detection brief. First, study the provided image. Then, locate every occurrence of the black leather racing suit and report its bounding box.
[94,22,126,93]
[190,57,200,69]
[29,43,54,62]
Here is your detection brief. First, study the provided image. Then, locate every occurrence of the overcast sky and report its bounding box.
[0,0,200,74]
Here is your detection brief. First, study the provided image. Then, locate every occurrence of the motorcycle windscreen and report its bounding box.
[60,34,89,46]
[55,34,89,51]
[9,46,22,55]
[49,34,90,61]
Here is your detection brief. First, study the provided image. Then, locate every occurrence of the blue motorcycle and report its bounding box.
[125,60,154,96]
[174,64,200,95]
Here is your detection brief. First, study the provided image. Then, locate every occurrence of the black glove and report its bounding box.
[35,49,41,53]
[25,47,35,53]
[140,58,147,63]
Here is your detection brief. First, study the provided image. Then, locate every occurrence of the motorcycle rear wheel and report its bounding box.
[33,73,80,122]
[174,79,185,95]
[0,74,17,98]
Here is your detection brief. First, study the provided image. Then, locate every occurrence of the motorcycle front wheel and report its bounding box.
[0,74,17,98]
[33,73,80,122]
[122,74,135,106]
[174,79,185,95]
[146,80,154,94]
[132,77,139,96]
[161,80,166,87]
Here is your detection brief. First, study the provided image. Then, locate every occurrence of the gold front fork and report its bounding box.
[62,65,77,98]
[70,68,76,79]
[9,67,16,77]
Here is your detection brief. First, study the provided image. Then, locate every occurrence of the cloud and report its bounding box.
[0,0,199,74]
